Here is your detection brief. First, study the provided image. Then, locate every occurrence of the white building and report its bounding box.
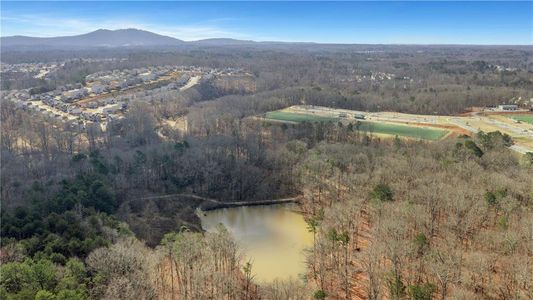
[498,104,518,111]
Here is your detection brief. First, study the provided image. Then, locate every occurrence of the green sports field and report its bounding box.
[354,121,448,141]
[264,111,339,123]
[263,111,448,140]
[507,114,533,125]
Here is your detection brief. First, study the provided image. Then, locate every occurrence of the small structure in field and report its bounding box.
[498,104,518,111]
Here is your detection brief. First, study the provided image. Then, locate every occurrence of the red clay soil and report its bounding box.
[300,186,374,299]
[304,204,373,300]
[482,111,533,116]
[350,209,373,300]
[414,123,472,137]
[457,111,476,117]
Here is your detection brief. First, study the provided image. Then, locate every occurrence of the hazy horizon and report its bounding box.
[2,1,532,45]
[3,27,533,46]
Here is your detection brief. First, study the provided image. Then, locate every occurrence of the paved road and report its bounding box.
[179,76,200,91]
[448,117,479,133]
[510,144,533,154]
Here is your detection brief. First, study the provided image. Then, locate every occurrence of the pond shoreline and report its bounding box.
[122,193,302,246]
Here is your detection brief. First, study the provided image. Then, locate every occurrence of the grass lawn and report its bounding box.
[507,114,533,125]
[264,111,339,123]
[263,111,448,140]
[355,121,448,141]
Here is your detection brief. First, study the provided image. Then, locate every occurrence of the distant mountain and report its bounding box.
[0,29,310,50]
[2,29,531,51]
[1,29,185,48]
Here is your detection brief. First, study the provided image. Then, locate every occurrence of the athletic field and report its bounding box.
[264,111,339,123]
[263,111,448,140]
[354,121,448,141]
[507,114,533,125]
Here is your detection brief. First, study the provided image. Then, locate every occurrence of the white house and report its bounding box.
[91,84,106,94]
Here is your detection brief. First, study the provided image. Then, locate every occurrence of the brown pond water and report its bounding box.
[199,203,313,283]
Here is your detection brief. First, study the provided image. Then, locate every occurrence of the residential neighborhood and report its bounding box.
[2,65,251,128]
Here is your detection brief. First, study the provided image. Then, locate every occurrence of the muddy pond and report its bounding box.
[199,203,313,282]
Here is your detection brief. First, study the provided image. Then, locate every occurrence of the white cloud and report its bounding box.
[0,14,249,41]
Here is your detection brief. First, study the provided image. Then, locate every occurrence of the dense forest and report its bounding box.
[1,45,533,299]
[299,135,533,299]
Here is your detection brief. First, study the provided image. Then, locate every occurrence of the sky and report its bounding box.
[1,1,532,45]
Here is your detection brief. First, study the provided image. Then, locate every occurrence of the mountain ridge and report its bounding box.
[2,28,531,49]
[1,29,186,48]
[1,28,303,48]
